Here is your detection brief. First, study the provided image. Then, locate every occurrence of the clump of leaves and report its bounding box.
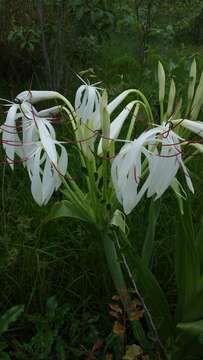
[14,297,68,359]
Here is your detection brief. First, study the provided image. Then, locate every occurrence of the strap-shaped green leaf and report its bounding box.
[177,319,203,340]
[123,244,174,343]
[196,216,203,272]
[46,200,94,223]
[175,200,200,322]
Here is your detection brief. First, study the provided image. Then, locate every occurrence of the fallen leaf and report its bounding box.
[113,321,125,337]
[106,353,113,360]
[109,303,123,314]
[109,310,120,319]
[129,308,145,321]
[128,299,144,320]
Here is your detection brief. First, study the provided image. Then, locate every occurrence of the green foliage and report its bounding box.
[7,26,41,52]
[0,305,24,360]
[0,305,24,336]
[14,297,69,359]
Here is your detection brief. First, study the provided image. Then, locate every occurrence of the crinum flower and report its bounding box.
[75,81,102,130]
[111,123,194,214]
[0,91,68,205]
[1,90,60,167]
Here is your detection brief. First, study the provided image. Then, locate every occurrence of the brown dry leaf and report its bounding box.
[127,299,144,321]
[113,321,125,337]
[106,353,113,360]
[109,310,120,319]
[127,299,141,311]
[109,303,123,314]
[129,308,145,321]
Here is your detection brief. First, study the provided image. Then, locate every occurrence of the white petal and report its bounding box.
[2,104,19,169]
[75,85,86,111]
[180,160,194,193]
[42,157,55,204]
[30,149,43,205]
[110,101,136,139]
[54,143,68,189]
[36,119,57,165]
[107,90,135,114]
[38,106,61,117]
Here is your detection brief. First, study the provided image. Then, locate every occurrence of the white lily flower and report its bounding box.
[1,91,61,166]
[112,128,158,214]
[1,93,68,205]
[75,83,102,130]
[112,123,193,214]
[22,105,68,205]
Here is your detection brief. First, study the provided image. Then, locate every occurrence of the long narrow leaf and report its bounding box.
[175,200,200,322]
[122,243,174,343]
[46,200,93,223]
[142,198,161,268]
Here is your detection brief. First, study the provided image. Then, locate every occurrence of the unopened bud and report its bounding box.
[158,61,165,102]
[188,58,196,101]
[167,79,176,117]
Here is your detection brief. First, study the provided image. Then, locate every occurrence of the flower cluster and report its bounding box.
[111,123,194,214]
[1,67,203,214]
[1,91,68,205]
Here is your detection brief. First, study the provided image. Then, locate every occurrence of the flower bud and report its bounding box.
[158,61,165,102]
[167,79,176,117]
[188,58,196,101]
